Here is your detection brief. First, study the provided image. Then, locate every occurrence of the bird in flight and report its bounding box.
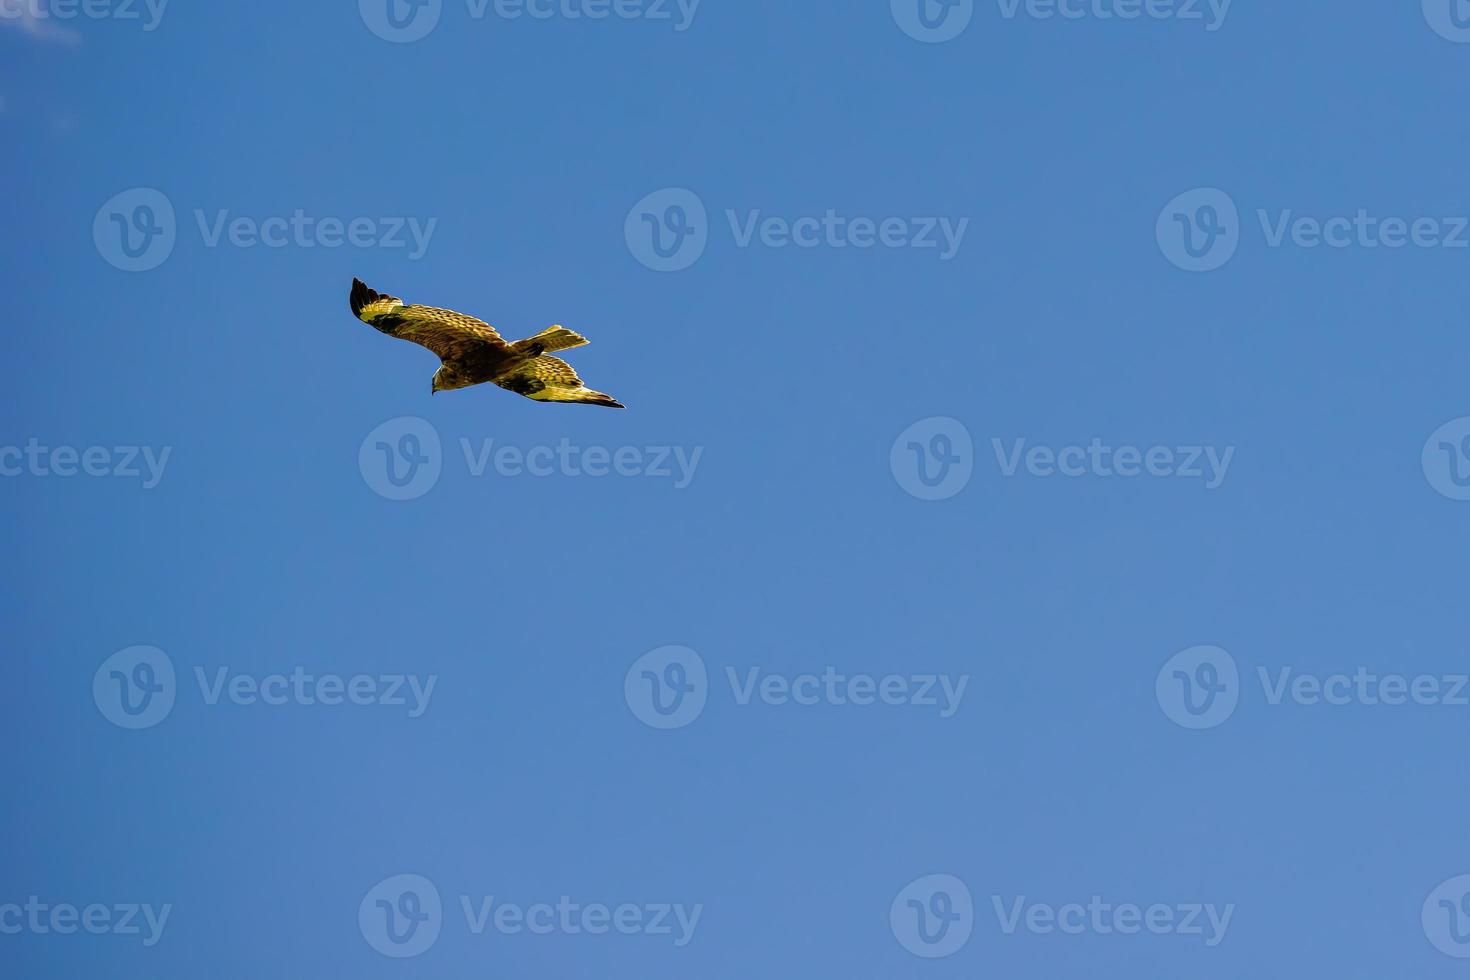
[349,278,625,408]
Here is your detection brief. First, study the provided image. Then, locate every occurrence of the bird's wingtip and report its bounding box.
[349,277,376,317]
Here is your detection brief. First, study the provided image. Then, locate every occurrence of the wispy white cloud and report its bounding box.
[0,1,83,44]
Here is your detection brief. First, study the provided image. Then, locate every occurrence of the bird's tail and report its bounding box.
[573,389,626,409]
[513,325,589,355]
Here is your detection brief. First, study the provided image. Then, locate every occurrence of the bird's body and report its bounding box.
[349,278,625,408]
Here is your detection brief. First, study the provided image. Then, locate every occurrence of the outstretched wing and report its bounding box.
[494,355,625,408]
[350,278,507,361]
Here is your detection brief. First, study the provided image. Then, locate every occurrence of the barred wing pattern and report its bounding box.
[494,355,626,408]
[350,279,507,361]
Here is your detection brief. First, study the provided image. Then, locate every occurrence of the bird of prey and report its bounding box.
[349,278,625,408]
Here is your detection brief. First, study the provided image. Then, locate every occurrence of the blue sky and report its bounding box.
[5,0,1470,976]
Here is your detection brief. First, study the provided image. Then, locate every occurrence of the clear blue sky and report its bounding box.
[5,1,1470,976]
